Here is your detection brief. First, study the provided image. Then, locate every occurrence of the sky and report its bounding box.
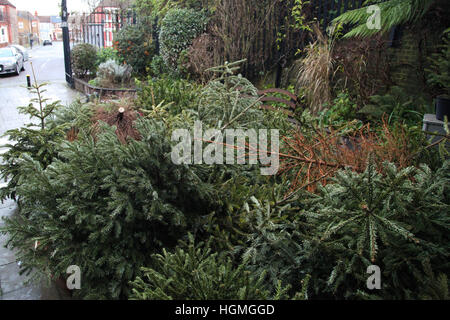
[9,0,92,16]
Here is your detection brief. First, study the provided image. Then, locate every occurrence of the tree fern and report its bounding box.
[333,0,436,38]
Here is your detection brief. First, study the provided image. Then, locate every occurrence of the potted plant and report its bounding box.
[426,28,450,121]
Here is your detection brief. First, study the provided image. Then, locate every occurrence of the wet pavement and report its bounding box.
[0,42,82,300]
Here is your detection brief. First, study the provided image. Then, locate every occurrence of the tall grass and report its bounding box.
[296,24,335,114]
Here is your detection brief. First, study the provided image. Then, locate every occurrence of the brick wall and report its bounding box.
[385,1,449,99]
[386,25,443,99]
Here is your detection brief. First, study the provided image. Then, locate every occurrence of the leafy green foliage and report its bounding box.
[0,118,217,299]
[47,99,94,132]
[358,86,428,124]
[115,23,156,75]
[159,8,209,70]
[333,0,436,38]
[96,47,119,66]
[235,190,311,295]
[71,43,98,78]
[130,235,282,300]
[426,28,450,97]
[319,91,359,125]
[149,55,170,78]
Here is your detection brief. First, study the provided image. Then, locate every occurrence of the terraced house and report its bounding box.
[0,0,18,47]
[17,10,39,46]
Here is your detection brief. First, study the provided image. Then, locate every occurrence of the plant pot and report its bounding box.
[435,95,450,121]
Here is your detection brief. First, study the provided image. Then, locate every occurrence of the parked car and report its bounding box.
[10,44,29,62]
[43,40,53,46]
[0,47,24,75]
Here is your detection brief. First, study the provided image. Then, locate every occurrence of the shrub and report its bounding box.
[159,8,209,70]
[426,28,450,97]
[358,86,428,124]
[182,33,219,83]
[303,160,450,299]
[130,235,283,300]
[115,23,156,75]
[332,35,391,107]
[319,91,358,125]
[96,59,133,88]
[0,118,217,299]
[96,47,119,66]
[149,55,170,78]
[71,43,98,78]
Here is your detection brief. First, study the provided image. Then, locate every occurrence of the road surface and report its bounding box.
[0,42,80,135]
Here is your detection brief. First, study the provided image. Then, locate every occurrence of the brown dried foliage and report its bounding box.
[279,120,415,195]
[66,127,79,142]
[332,35,392,107]
[185,33,220,83]
[92,106,141,144]
[296,24,334,114]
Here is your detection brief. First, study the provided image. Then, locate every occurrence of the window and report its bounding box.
[0,8,4,22]
[18,22,24,29]
[0,26,8,43]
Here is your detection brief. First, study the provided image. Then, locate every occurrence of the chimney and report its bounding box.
[35,11,38,17]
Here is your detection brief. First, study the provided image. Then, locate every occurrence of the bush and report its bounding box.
[319,91,358,125]
[96,47,119,66]
[426,28,450,97]
[358,86,428,124]
[159,8,209,70]
[149,55,170,78]
[115,23,156,75]
[0,118,218,299]
[182,33,218,83]
[296,25,333,114]
[71,43,98,78]
[96,59,133,88]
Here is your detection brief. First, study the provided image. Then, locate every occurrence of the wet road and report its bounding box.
[0,42,80,136]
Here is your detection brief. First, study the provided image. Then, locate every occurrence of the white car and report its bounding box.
[0,47,25,75]
[10,44,29,62]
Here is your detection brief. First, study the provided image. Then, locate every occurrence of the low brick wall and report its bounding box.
[73,77,137,99]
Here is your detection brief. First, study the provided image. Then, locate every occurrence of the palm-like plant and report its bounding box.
[333,0,436,38]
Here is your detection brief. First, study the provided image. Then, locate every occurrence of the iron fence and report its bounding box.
[68,9,137,49]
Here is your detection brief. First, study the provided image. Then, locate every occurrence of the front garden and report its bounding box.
[0,0,449,300]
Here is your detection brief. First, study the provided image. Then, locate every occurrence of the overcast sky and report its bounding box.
[9,0,92,15]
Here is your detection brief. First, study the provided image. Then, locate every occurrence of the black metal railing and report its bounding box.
[68,9,137,49]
